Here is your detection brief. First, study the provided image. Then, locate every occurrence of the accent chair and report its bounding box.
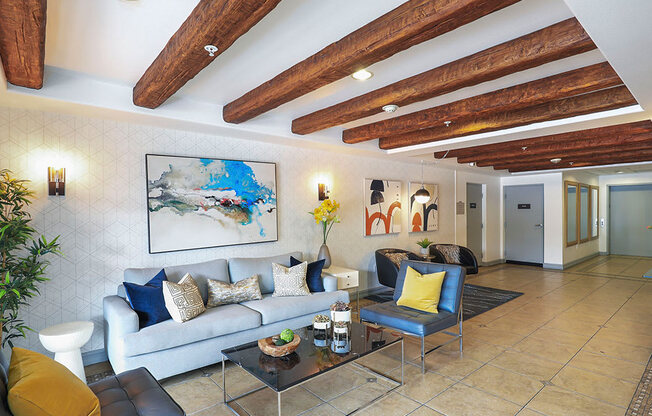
[428,244,479,275]
[360,260,465,373]
[375,248,423,288]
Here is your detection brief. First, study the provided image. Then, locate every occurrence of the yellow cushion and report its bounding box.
[7,348,101,416]
[396,266,446,313]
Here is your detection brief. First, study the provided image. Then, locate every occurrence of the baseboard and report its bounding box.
[562,252,599,269]
[543,263,564,270]
[83,349,108,366]
[481,259,505,267]
[599,251,609,256]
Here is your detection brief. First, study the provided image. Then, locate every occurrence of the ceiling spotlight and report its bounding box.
[521,146,528,151]
[568,162,574,166]
[550,158,562,164]
[444,121,452,127]
[468,162,476,167]
[382,104,399,113]
[351,69,373,81]
[204,45,218,56]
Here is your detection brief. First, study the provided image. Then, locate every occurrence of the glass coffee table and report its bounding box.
[221,322,404,416]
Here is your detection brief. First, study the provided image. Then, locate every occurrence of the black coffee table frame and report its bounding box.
[221,325,404,416]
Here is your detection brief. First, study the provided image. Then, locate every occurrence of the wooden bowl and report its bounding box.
[258,334,301,357]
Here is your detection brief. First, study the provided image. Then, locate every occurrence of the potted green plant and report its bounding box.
[0,169,61,347]
[416,238,433,256]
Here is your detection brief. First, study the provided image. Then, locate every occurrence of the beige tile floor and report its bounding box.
[99,256,652,416]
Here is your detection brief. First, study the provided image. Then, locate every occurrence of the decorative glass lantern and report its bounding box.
[312,315,331,347]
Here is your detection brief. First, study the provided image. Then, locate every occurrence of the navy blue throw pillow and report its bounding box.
[124,269,171,328]
[291,256,325,292]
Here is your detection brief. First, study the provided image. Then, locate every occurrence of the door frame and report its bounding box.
[503,184,545,265]
[606,182,652,255]
[466,182,486,263]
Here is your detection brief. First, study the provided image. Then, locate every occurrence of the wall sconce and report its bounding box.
[48,167,65,196]
[318,183,330,201]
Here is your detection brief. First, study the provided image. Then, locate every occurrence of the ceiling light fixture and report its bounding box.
[351,69,373,81]
[444,121,452,127]
[382,104,399,113]
[616,170,624,174]
[550,158,562,164]
[204,45,218,57]
[522,146,528,151]
[468,162,476,167]
[414,160,431,204]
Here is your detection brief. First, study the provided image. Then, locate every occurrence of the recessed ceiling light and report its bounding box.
[468,162,476,167]
[351,69,373,81]
[382,104,399,113]
[616,170,624,174]
[550,158,562,164]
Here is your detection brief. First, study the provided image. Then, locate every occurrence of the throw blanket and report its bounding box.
[435,245,461,264]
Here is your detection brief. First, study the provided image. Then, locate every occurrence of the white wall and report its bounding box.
[562,171,599,265]
[501,173,564,267]
[598,172,652,253]
[0,106,502,355]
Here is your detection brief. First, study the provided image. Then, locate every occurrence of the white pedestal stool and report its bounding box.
[39,321,94,382]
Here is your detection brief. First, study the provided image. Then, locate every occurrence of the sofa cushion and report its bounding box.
[122,304,260,357]
[229,252,302,294]
[90,367,183,416]
[360,301,457,336]
[241,291,348,325]
[125,259,229,303]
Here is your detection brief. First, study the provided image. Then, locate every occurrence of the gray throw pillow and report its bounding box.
[206,275,263,307]
[272,262,310,297]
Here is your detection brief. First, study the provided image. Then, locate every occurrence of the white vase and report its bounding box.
[420,247,428,255]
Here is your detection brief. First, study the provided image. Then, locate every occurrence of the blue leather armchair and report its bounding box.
[360,260,466,373]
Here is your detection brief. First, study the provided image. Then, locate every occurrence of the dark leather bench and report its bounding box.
[0,366,185,416]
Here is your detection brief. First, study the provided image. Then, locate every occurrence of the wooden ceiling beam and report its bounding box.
[504,151,652,172]
[379,85,637,150]
[459,132,652,165]
[433,120,652,160]
[292,18,596,135]
[484,142,652,168]
[0,0,47,89]
[133,0,282,109]
[222,0,522,124]
[343,62,620,143]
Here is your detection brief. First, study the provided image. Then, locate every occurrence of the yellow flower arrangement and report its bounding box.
[309,199,341,244]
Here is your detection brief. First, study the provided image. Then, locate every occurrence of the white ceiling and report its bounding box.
[1,0,651,175]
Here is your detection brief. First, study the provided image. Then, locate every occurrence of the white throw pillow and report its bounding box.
[272,262,310,297]
[162,273,206,322]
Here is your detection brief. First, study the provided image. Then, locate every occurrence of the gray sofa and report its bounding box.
[104,252,349,380]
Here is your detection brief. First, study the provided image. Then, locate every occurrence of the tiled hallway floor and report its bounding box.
[150,256,652,415]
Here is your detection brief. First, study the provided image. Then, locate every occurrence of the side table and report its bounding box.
[322,265,360,311]
[39,321,94,382]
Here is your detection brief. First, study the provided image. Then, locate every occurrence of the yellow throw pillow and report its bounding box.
[7,347,101,416]
[396,266,446,314]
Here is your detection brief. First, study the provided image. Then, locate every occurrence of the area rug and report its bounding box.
[364,284,523,321]
[626,354,652,416]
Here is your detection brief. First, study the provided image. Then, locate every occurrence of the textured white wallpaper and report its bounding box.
[0,105,467,355]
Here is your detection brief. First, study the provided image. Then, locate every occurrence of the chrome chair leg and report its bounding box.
[421,336,426,374]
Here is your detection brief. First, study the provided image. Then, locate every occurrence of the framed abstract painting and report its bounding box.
[146,154,278,253]
[408,182,439,232]
[364,179,401,236]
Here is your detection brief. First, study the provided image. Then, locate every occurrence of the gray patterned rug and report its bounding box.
[626,354,652,416]
[365,284,523,320]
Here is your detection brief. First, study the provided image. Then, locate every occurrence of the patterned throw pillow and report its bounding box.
[272,262,310,297]
[384,252,409,268]
[206,275,263,307]
[162,273,206,323]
